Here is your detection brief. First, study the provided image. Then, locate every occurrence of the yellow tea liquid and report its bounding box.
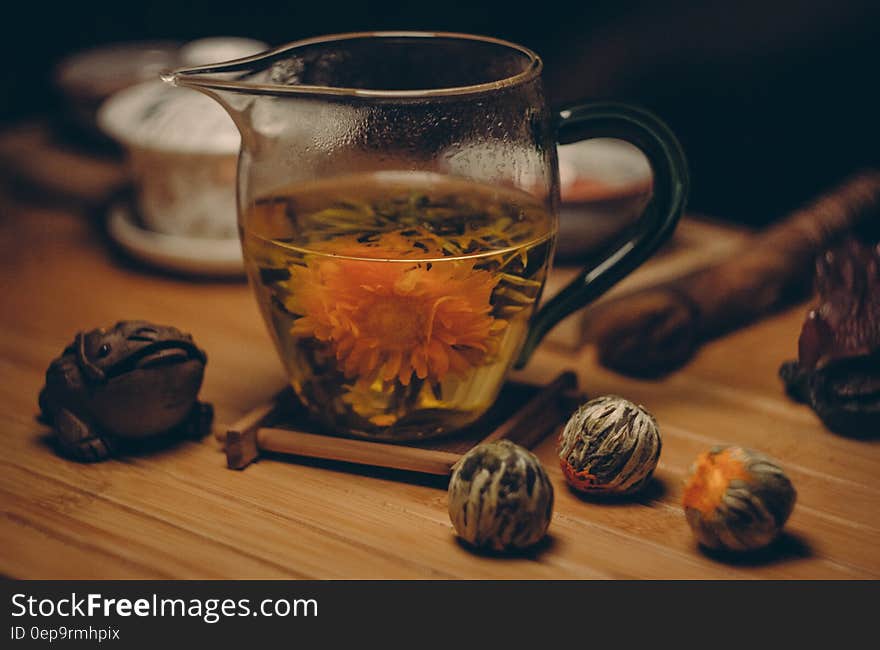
[242,172,556,439]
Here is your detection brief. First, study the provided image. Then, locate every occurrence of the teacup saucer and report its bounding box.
[106,202,244,278]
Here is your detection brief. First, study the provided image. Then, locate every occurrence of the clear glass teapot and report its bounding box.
[165,32,688,440]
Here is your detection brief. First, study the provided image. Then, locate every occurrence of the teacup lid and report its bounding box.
[97,37,268,154]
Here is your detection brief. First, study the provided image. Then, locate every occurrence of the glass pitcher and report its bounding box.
[165,31,688,440]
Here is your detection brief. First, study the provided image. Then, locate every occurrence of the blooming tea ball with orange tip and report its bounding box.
[448,440,554,552]
[558,395,662,495]
[683,446,796,551]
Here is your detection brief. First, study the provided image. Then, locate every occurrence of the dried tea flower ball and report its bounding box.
[448,440,554,551]
[683,445,797,552]
[558,395,661,495]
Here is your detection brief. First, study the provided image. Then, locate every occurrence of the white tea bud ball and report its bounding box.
[558,395,661,494]
[448,440,553,551]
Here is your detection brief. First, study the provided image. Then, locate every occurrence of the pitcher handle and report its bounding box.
[515,102,689,368]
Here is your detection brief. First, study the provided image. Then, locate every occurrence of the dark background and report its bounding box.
[1,0,877,224]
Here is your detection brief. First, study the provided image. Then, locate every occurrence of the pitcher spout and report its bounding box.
[161,50,270,93]
[161,36,342,97]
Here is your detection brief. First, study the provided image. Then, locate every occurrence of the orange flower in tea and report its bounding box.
[285,239,507,386]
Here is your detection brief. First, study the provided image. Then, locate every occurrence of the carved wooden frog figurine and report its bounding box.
[38,320,213,461]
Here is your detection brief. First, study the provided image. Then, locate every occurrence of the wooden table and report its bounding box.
[1,174,877,580]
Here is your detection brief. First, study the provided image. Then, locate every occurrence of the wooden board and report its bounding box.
[1,126,878,579]
[217,372,578,474]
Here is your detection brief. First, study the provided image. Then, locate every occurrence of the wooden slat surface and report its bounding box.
[1,187,878,579]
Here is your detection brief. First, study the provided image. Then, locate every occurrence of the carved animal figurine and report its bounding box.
[780,239,880,436]
[38,320,213,462]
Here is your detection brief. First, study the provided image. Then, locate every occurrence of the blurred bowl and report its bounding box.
[556,138,653,260]
[55,41,181,136]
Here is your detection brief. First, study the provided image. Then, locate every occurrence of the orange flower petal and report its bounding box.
[287,236,507,386]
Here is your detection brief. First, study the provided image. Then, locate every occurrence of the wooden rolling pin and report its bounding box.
[591,170,880,377]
